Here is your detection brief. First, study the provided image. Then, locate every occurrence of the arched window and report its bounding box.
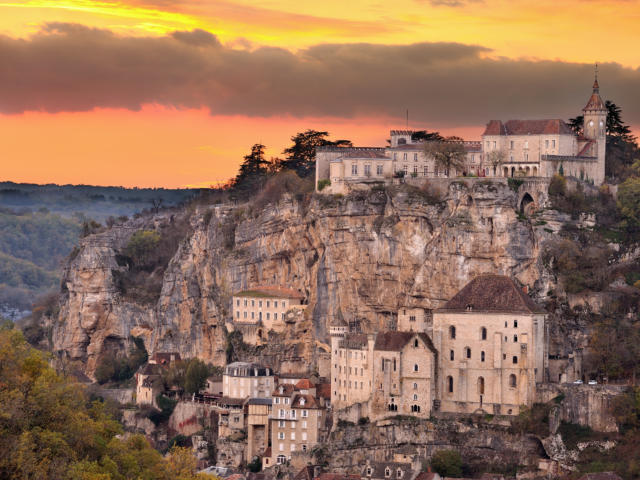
[481,351,485,362]
[509,374,517,388]
[514,335,518,343]
[449,326,456,339]
[481,327,487,340]
[513,356,518,364]
[413,394,418,401]
[465,347,471,359]
[413,382,418,390]
[477,376,485,395]
[397,469,403,479]
[447,376,454,393]
[514,320,518,328]
[385,468,391,478]
[450,350,454,361]
[414,364,419,372]
[414,339,419,348]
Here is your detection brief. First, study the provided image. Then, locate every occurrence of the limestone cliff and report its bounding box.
[52,180,554,377]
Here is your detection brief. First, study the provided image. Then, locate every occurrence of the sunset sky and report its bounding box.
[1,0,639,188]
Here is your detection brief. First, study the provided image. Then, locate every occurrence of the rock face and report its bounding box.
[53,181,550,377]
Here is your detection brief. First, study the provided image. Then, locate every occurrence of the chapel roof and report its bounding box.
[437,274,545,314]
[583,77,606,112]
[373,331,436,353]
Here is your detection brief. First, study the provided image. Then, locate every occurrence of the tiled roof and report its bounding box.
[316,474,360,480]
[273,383,297,397]
[295,379,314,390]
[583,92,606,112]
[291,393,321,409]
[215,396,246,406]
[577,473,623,480]
[294,466,316,480]
[247,398,272,405]
[234,285,304,299]
[437,274,545,314]
[577,140,595,157]
[316,383,331,400]
[363,462,415,479]
[374,331,436,353]
[138,363,163,376]
[483,119,574,136]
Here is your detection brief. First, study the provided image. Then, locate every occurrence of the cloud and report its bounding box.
[427,0,483,6]
[1,23,639,128]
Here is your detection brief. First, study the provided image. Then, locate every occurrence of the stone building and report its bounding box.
[223,362,274,399]
[371,332,437,418]
[247,398,272,461]
[315,76,607,193]
[135,363,164,407]
[229,286,305,345]
[397,307,429,334]
[269,380,329,465]
[432,275,547,415]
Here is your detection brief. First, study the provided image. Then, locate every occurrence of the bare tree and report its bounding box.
[423,136,467,177]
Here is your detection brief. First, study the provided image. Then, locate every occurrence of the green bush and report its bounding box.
[430,449,463,477]
[317,179,331,191]
[125,230,161,267]
[185,358,210,394]
[548,174,567,197]
[507,178,524,192]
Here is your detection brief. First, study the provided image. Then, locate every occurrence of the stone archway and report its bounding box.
[519,192,534,214]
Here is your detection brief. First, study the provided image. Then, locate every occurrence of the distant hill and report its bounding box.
[0,182,200,318]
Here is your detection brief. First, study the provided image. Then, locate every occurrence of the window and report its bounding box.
[290,432,295,440]
[413,165,418,174]
[493,141,497,149]
[403,164,408,174]
[393,153,397,160]
[364,164,371,176]
[545,140,549,148]
[377,164,383,175]
[279,420,285,427]
[385,468,391,478]
[486,141,490,149]
[481,351,485,362]
[244,299,247,307]
[424,166,428,176]
[413,382,418,390]
[290,444,296,452]
[267,301,270,307]
[481,327,487,340]
[477,376,485,395]
[282,301,286,308]
[251,300,255,307]
[513,356,518,364]
[509,374,517,388]
[278,432,284,440]
[351,164,358,176]
[381,358,385,371]
[274,313,277,320]
[552,139,556,148]
[284,398,289,405]
[397,469,403,479]
[251,312,254,319]
[414,153,418,161]
[279,409,285,418]
[413,394,418,401]
[302,432,307,440]
[510,140,514,149]
[403,153,407,160]
[267,313,270,320]
[236,311,239,318]
[302,410,308,417]
[524,140,529,149]
[450,350,454,361]
[275,397,280,404]
[449,325,456,339]
[367,468,373,476]
[514,320,518,328]
[302,420,307,429]
[302,444,307,452]
[236,299,239,306]
[275,301,278,308]
[514,335,518,343]
[259,300,262,307]
[393,358,397,371]
[291,410,296,419]
[243,312,247,319]
[465,347,471,359]
[277,454,286,463]
[447,376,454,393]
[410,315,416,322]
[414,364,419,372]
[414,339,419,348]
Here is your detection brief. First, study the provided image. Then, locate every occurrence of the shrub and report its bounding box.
[185,358,210,394]
[148,394,178,425]
[430,449,463,477]
[125,230,161,268]
[507,178,524,192]
[317,179,331,191]
[548,174,567,197]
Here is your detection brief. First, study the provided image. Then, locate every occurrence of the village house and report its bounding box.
[223,361,274,399]
[228,286,305,345]
[247,398,272,461]
[268,379,330,465]
[432,275,547,415]
[315,76,607,193]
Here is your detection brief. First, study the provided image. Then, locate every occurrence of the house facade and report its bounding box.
[223,362,274,399]
[315,77,607,193]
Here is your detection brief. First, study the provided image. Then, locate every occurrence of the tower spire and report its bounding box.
[593,63,599,93]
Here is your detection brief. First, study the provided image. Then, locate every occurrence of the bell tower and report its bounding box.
[582,66,607,184]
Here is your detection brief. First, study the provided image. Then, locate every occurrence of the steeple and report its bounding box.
[583,64,606,112]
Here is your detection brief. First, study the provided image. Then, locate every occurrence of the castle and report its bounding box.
[315,76,607,193]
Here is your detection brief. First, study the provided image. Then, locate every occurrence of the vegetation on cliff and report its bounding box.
[0,322,214,479]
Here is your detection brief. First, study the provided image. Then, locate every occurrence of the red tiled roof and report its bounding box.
[316,383,331,400]
[295,379,314,390]
[291,393,321,409]
[577,140,595,157]
[483,119,574,136]
[294,466,316,480]
[583,92,606,112]
[437,274,545,314]
[374,332,436,353]
[273,383,297,397]
[234,285,304,300]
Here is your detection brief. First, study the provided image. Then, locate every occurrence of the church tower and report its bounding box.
[582,68,607,184]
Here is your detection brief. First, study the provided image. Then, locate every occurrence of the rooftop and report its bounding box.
[483,119,574,136]
[374,331,437,353]
[436,274,545,314]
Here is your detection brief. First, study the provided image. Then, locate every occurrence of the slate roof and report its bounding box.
[339,333,369,349]
[138,363,163,376]
[234,286,304,299]
[247,398,272,405]
[482,119,574,136]
[437,274,545,314]
[373,331,436,353]
[273,384,297,397]
[363,462,415,479]
[338,150,391,159]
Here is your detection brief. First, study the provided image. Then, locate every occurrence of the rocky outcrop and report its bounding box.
[53,180,556,377]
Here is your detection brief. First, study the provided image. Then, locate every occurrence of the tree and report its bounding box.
[411,130,444,142]
[617,174,640,231]
[233,143,270,191]
[281,130,352,177]
[430,449,463,477]
[185,358,211,394]
[486,150,507,172]
[125,229,161,268]
[423,136,467,176]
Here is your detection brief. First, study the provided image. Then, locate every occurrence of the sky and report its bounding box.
[0,0,639,188]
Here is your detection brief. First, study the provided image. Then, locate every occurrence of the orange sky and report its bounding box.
[0,0,639,188]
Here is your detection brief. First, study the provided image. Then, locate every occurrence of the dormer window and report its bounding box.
[300,398,305,406]
[397,469,403,479]
[398,138,406,145]
[279,386,284,394]
[367,468,373,476]
[385,468,391,478]
[466,304,473,311]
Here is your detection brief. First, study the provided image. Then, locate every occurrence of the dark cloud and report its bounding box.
[0,24,639,127]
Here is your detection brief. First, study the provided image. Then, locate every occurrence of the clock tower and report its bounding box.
[582,68,607,184]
